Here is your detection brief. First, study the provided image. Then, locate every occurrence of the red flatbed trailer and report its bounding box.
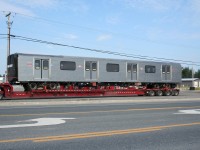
[0,83,179,100]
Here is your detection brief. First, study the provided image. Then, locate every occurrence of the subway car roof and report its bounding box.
[10,53,180,65]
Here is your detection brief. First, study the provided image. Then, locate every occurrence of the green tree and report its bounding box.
[0,74,5,77]
[194,69,200,78]
[182,67,192,78]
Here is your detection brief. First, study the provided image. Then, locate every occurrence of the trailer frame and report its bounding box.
[0,83,179,100]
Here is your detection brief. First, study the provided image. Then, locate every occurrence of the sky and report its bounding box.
[0,0,200,75]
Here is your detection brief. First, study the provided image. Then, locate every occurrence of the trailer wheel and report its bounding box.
[29,83,37,90]
[148,90,155,96]
[172,90,179,96]
[156,90,163,96]
[164,90,171,96]
[49,83,57,90]
[56,83,61,90]
[0,94,3,100]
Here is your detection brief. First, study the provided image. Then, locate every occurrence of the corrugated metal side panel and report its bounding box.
[16,53,182,83]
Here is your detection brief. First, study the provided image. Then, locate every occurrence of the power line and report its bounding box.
[2,33,199,66]
[1,33,200,65]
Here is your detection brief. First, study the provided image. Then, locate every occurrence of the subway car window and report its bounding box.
[162,65,165,73]
[133,65,137,72]
[127,64,131,72]
[166,65,170,73]
[35,60,40,70]
[127,64,137,72]
[60,61,76,70]
[106,63,119,72]
[145,65,156,73]
[85,62,90,71]
[162,65,171,73]
[43,60,49,70]
[92,63,97,71]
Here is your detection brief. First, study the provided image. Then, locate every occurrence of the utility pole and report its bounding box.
[192,66,194,88]
[192,67,194,78]
[5,12,13,82]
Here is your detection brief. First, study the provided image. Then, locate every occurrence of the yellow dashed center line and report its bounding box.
[0,122,200,143]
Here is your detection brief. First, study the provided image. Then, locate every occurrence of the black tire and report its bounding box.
[172,90,179,96]
[56,83,60,90]
[49,83,57,90]
[156,90,163,96]
[148,90,155,96]
[29,83,37,90]
[0,94,3,100]
[164,90,171,96]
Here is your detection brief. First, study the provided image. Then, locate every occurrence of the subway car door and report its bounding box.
[162,65,171,81]
[127,63,137,80]
[85,61,97,80]
[34,59,49,79]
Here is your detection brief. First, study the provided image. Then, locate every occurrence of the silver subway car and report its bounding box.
[8,53,181,90]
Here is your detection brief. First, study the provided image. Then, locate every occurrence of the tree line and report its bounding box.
[182,67,200,78]
[0,74,5,77]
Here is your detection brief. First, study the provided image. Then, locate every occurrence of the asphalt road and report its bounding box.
[0,92,200,150]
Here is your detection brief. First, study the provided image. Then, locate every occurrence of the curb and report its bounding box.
[0,97,200,107]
